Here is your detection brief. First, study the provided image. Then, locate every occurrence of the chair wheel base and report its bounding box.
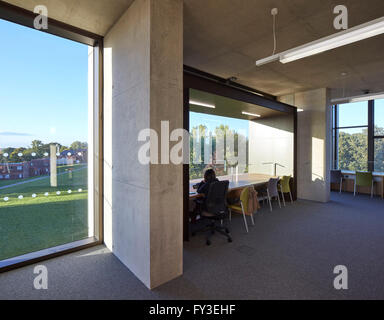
[228,238,233,243]
[206,240,211,246]
[225,228,230,234]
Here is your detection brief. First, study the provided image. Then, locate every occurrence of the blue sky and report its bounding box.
[338,100,384,133]
[0,19,88,149]
[375,99,384,130]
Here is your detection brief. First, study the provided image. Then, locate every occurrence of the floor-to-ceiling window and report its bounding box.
[0,18,100,266]
[332,99,384,172]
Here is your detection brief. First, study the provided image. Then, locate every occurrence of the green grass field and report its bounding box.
[0,164,88,261]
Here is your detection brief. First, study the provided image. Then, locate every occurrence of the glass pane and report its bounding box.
[0,20,92,261]
[338,101,368,128]
[338,128,368,171]
[189,89,294,190]
[332,129,337,169]
[374,139,384,172]
[189,112,249,181]
[375,99,384,136]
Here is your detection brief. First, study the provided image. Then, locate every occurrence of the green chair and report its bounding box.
[228,187,255,233]
[280,176,293,206]
[354,171,374,198]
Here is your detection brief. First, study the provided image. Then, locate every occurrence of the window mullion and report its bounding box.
[368,100,374,171]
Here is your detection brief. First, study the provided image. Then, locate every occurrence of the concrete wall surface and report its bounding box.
[279,88,332,203]
[103,0,183,289]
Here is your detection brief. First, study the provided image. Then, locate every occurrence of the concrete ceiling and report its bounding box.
[3,0,384,99]
[184,0,384,99]
[3,0,134,36]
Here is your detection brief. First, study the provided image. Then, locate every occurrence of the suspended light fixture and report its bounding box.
[256,16,384,66]
[331,92,384,104]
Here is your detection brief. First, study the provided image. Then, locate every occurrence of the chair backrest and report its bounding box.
[239,186,251,212]
[356,171,373,187]
[205,180,229,215]
[267,178,280,197]
[330,170,342,183]
[280,176,291,193]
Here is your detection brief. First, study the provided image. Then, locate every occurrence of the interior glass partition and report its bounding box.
[189,89,294,186]
[0,19,99,264]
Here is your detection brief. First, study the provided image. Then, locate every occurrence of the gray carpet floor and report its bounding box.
[1,192,384,300]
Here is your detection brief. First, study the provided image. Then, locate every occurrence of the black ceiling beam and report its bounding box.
[184,66,296,114]
[184,65,277,101]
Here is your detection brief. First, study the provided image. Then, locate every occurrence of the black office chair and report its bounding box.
[192,180,232,246]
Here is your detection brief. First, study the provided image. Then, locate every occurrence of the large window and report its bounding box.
[0,19,100,265]
[332,99,384,172]
[333,102,368,171]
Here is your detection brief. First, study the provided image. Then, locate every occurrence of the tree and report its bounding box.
[189,124,249,180]
[9,148,27,163]
[70,141,88,150]
[338,130,368,171]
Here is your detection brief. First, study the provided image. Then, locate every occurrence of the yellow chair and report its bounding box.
[280,176,293,206]
[354,171,374,198]
[228,187,255,233]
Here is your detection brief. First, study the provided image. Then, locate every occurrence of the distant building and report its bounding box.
[0,159,49,180]
[0,149,87,181]
[58,149,88,166]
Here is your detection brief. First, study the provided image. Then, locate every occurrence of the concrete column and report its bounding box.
[103,0,183,289]
[279,88,332,202]
[50,144,57,187]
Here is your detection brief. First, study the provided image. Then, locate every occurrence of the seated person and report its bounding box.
[193,169,219,215]
[196,169,219,196]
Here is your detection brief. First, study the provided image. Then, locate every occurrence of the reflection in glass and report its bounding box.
[189,89,294,186]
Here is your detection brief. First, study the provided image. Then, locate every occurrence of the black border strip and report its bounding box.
[184,65,277,101]
[184,68,296,114]
[0,238,101,273]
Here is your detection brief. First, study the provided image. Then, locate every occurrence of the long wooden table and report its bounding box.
[331,171,384,198]
[185,174,273,241]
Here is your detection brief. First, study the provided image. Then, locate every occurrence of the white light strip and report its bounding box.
[256,16,384,66]
[331,92,384,104]
[255,54,280,66]
[242,111,261,118]
[189,100,216,109]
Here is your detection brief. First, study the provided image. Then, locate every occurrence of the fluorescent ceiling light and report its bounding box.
[331,92,384,104]
[242,111,261,118]
[256,16,384,66]
[255,54,280,66]
[297,108,304,112]
[189,100,215,109]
